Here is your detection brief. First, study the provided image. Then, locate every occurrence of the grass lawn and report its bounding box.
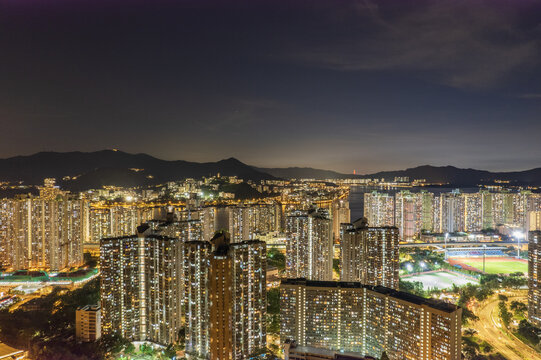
[402,271,478,290]
[455,258,528,274]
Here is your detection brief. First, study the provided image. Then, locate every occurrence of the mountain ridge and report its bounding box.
[0,150,274,191]
[1,150,541,189]
[260,164,541,186]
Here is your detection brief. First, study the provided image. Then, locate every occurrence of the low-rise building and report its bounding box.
[76,305,101,342]
[0,341,26,359]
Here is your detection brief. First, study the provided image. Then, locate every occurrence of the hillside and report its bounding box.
[0,150,275,190]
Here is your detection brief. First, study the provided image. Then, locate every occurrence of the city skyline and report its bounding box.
[1,0,541,172]
[1,0,541,359]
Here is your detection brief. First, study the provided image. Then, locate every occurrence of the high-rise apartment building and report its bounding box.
[228,204,281,243]
[340,222,399,289]
[492,191,515,226]
[394,191,421,241]
[331,199,350,242]
[280,279,462,360]
[437,191,466,233]
[528,230,541,327]
[364,192,394,227]
[527,211,541,232]
[184,232,267,360]
[0,195,86,270]
[184,240,212,357]
[359,189,539,239]
[228,206,254,243]
[286,209,333,281]
[88,204,156,243]
[100,224,183,345]
[464,192,483,232]
[147,214,203,241]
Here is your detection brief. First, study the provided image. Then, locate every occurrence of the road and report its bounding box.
[473,292,541,360]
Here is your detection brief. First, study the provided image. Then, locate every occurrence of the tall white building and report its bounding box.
[529,231,541,327]
[332,199,350,241]
[100,224,183,345]
[184,232,267,360]
[341,221,399,289]
[286,209,333,281]
[0,195,87,270]
[364,191,394,227]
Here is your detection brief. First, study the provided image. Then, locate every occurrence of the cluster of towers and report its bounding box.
[100,216,267,359]
[282,207,462,359]
[99,193,463,360]
[365,189,541,240]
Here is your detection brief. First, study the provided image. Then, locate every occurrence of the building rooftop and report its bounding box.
[281,278,459,313]
[0,342,25,359]
[77,304,101,312]
[287,343,375,360]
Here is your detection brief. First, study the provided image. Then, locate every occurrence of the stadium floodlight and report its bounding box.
[406,263,413,272]
[513,230,525,259]
[512,230,524,239]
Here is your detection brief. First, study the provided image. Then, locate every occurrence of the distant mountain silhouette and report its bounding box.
[0,150,275,191]
[260,164,541,186]
[1,150,540,190]
[359,165,541,186]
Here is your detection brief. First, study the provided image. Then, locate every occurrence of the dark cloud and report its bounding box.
[285,0,541,89]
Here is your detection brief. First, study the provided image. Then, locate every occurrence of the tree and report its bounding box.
[517,319,540,345]
[267,248,285,271]
[510,300,527,313]
[267,288,280,314]
[380,352,390,360]
[163,344,177,359]
[462,308,479,326]
[177,326,186,350]
[333,259,340,275]
[124,342,135,354]
[267,314,280,335]
[462,336,480,359]
[498,301,511,327]
[399,280,425,297]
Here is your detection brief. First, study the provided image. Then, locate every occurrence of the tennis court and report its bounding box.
[401,271,478,290]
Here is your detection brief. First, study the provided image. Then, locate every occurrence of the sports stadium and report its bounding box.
[445,247,527,275]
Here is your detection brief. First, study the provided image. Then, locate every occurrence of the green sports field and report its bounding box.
[401,271,478,290]
[450,257,528,274]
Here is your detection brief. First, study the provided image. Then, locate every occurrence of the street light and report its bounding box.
[444,232,449,261]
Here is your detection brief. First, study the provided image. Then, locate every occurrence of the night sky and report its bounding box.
[1,0,540,174]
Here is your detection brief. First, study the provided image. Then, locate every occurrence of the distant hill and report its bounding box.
[358,165,541,186]
[1,150,541,190]
[258,164,541,186]
[0,150,275,191]
[258,167,350,180]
